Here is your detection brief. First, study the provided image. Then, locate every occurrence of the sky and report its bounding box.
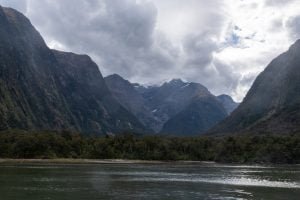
[0,0,300,101]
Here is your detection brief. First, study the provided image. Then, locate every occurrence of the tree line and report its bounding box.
[0,130,299,164]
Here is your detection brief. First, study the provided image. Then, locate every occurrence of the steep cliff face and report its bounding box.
[105,74,158,132]
[210,40,300,135]
[53,51,146,134]
[0,6,145,134]
[0,6,71,131]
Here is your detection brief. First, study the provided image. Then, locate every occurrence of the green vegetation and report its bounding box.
[0,130,299,164]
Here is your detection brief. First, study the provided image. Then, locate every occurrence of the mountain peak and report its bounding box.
[0,5,47,51]
[52,50,96,69]
[218,94,234,102]
[106,73,124,80]
[217,94,239,114]
[167,78,185,86]
[1,6,32,29]
[105,74,132,86]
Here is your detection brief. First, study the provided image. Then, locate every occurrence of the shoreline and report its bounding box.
[0,158,215,165]
[0,159,298,166]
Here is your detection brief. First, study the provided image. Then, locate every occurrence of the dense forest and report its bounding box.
[0,130,299,164]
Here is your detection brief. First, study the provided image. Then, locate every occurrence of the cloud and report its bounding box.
[265,0,296,7]
[26,0,179,83]
[25,0,231,94]
[183,34,218,69]
[0,0,27,13]
[286,15,300,40]
[0,0,300,101]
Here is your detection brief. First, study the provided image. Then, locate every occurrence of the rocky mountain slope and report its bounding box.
[106,76,235,135]
[139,79,214,131]
[210,40,300,135]
[0,6,145,135]
[105,74,158,132]
[161,95,228,136]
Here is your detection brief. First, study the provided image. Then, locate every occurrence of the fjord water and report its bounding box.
[0,163,299,200]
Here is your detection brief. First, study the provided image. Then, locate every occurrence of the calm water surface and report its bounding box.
[0,163,299,200]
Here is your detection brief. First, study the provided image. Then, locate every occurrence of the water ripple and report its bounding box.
[128,177,300,188]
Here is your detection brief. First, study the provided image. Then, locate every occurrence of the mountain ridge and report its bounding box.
[209,40,300,135]
[0,5,242,136]
[0,5,146,135]
[105,75,237,135]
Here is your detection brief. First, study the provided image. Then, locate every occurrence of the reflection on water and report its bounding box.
[129,176,300,188]
[0,163,299,200]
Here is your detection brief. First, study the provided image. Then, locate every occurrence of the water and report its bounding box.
[0,163,299,199]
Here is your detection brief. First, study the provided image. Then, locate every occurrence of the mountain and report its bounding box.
[210,40,300,135]
[139,79,215,131]
[106,76,230,135]
[217,95,239,114]
[0,6,145,135]
[104,74,159,132]
[161,95,228,136]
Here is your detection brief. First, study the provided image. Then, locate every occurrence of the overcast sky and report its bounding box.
[0,0,299,101]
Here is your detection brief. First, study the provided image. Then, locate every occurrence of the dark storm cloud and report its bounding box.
[25,0,237,95]
[183,33,218,68]
[24,0,234,93]
[3,0,291,101]
[26,0,177,81]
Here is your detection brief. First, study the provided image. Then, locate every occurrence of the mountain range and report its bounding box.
[0,5,237,136]
[105,75,238,135]
[0,5,299,136]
